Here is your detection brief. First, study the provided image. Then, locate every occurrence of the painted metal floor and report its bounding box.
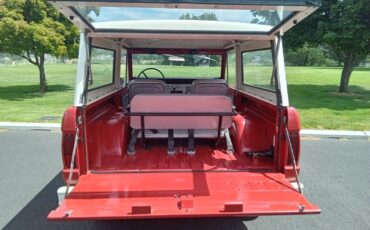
[91,141,275,172]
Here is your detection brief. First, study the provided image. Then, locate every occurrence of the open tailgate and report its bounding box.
[48,172,320,220]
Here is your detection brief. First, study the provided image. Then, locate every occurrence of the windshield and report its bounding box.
[131,54,222,79]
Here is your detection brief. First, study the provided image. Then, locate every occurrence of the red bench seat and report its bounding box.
[130,94,233,129]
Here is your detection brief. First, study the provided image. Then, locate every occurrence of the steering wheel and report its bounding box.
[137,67,165,80]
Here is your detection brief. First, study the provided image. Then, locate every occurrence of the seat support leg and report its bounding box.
[127,129,140,155]
[224,128,234,154]
[167,129,175,156]
[140,115,147,148]
[215,115,223,147]
[187,129,195,155]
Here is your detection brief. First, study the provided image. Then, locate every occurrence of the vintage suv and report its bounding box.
[48,0,321,220]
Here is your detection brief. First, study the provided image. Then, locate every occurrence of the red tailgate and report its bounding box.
[48,171,320,220]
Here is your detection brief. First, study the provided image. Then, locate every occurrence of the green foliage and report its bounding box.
[284,0,370,92]
[77,7,100,22]
[318,0,370,64]
[160,55,170,65]
[286,0,369,62]
[209,55,220,66]
[285,44,327,66]
[0,0,79,92]
[0,0,78,59]
[183,54,195,66]
[251,11,281,25]
[179,12,218,21]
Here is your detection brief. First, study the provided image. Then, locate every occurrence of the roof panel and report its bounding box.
[53,0,320,7]
[50,0,320,37]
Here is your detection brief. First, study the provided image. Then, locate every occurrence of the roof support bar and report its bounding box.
[74,31,90,106]
[274,32,289,106]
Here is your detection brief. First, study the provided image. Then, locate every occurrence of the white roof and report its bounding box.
[92,20,273,32]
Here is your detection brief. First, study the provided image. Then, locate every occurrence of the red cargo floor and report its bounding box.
[48,171,320,220]
[91,141,275,172]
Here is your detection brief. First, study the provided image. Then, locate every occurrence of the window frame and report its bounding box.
[127,48,227,80]
[226,48,236,88]
[241,47,276,93]
[87,46,117,92]
[120,47,128,86]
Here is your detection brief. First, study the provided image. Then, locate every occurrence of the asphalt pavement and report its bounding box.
[0,128,369,230]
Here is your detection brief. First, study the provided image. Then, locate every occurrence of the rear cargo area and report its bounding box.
[48,94,321,220]
[90,140,275,172]
[83,90,279,173]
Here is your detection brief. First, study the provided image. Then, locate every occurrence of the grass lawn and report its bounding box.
[0,64,369,130]
[287,67,370,130]
[0,64,76,122]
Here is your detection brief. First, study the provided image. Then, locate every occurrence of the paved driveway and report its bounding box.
[0,129,369,230]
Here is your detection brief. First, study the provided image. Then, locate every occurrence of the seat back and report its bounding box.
[128,79,166,102]
[130,94,233,129]
[192,79,229,95]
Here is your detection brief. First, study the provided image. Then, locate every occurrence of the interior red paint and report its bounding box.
[85,99,130,169]
[230,89,277,157]
[90,141,275,172]
[48,171,320,220]
[81,89,279,173]
[54,86,318,220]
[283,107,302,180]
[66,88,294,178]
[61,106,84,184]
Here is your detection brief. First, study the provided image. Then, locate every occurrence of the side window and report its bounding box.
[88,47,115,90]
[242,49,275,91]
[227,49,236,88]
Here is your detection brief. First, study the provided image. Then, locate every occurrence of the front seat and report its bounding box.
[128,79,166,102]
[192,79,229,95]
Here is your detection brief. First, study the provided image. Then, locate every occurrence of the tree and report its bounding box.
[179,12,218,21]
[179,12,220,67]
[318,0,370,92]
[284,0,370,92]
[0,0,79,93]
[285,43,327,66]
[251,11,281,26]
[78,7,100,22]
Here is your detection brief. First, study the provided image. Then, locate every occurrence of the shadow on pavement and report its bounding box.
[4,173,249,230]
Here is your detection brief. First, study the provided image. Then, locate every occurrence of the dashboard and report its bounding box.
[165,84,193,94]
